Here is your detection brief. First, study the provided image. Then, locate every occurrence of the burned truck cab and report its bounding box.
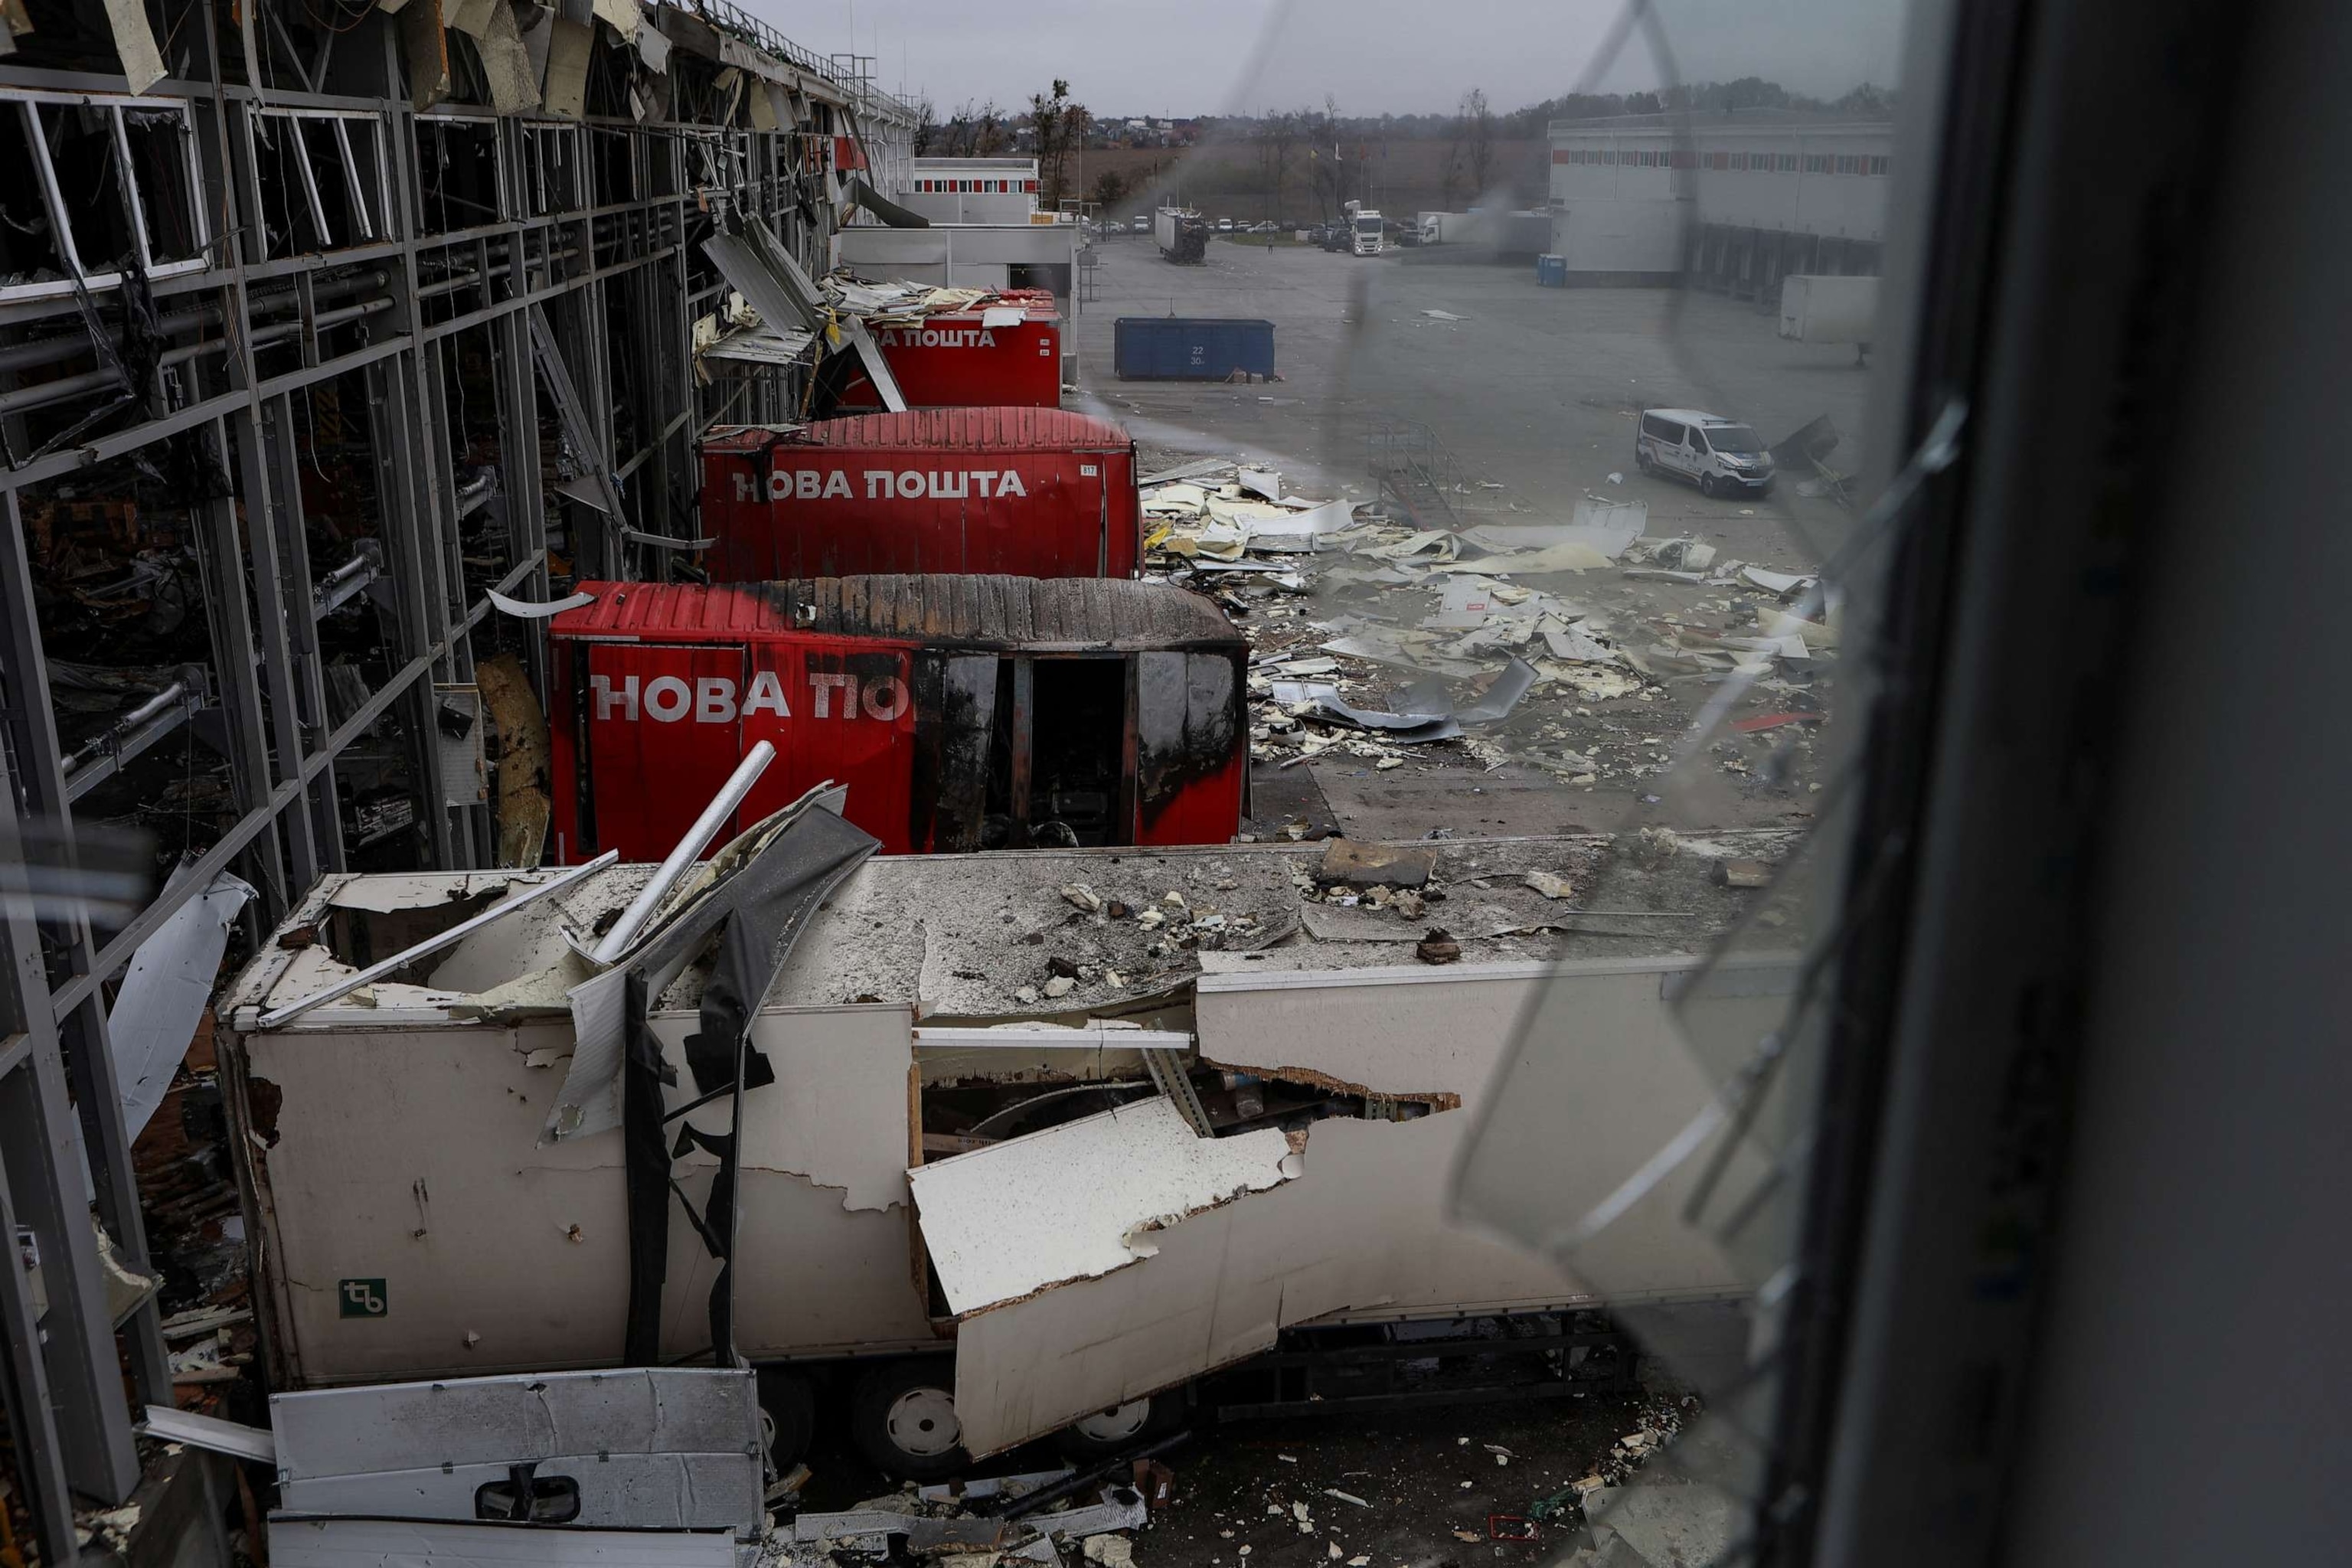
[548,575,1246,861]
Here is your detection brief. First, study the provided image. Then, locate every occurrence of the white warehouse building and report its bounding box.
[1547,112,1893,293]
[900,156,1045,224]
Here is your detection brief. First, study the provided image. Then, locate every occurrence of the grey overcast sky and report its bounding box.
[750,0,1909,119]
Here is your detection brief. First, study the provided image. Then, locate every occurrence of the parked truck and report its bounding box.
[1778,273,1880,361]
[218,829,1765,1482]
[1345,200,1385,256]
[697,408,1142,582]
[1153,205,1207,263]
[545,574,1248,863]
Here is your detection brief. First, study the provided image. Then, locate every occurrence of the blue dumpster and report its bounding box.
[1535,253,1567,288]
[1114,317,1277,381]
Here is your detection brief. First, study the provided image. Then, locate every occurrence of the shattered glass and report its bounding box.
[1073,1,1934,1559]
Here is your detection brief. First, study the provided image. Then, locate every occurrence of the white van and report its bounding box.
[1635,408,1776,497]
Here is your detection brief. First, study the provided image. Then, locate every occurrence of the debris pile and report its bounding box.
[1137,458,1834,800]
[779,1470,1158,1568]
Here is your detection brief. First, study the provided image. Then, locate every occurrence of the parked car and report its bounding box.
[1635,408,1777,497]
[1217,217,1235,232]
[1131,214,1149,233]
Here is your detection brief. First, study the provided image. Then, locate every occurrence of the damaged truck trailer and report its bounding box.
[218,829,1763,1483]
[548,575,1247,862]
[700,409,1142,581]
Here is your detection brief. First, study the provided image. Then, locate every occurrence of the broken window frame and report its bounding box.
[413,111,509,235]
[678,128,748,199]
[243,106,392,258]
[0,88,210,302]
[518,121,590,219]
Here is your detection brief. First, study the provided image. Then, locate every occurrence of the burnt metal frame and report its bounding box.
[0,10,914,1560]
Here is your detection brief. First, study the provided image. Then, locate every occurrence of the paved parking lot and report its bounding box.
[1067,235,1877,842]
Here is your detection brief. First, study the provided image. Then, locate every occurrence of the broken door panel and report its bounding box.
[909,654,997,851]
[1133,652,1243,846]
[910,1098,1298,1455]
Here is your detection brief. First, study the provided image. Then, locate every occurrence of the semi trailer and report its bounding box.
[1153,206,1207,263]
[830,288,1063,410]
[698,409,1143,582]
[545,575,1247,863]
[218,828,1766,1481]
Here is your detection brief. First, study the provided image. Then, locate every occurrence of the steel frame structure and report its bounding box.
[0,5,913,1562]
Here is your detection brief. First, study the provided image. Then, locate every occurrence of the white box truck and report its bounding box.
[218,828,1766,1482]
[1779,273,1880,355]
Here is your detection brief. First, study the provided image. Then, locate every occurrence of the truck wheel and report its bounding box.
[1636,449,1654,474]
[849,1359,969,1481]
[1698,473,1719,498]
[757,1366,817,1475]
[1054,1389,1187,1464]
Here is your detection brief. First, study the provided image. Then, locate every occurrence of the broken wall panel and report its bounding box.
[946,961,1762,1456]
[910,1099,1297,1316]
[230,994,929,1386]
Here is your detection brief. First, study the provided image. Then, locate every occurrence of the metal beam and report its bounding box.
[0,752,142,1504]
[41,556,543,1024]
[0,1150,77,1568]
[0,25,862,1560]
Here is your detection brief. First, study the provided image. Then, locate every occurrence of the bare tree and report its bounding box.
[938,100,970,157]
[1057,97,1093,207]
[1267,110,1298,225]
[1462,87,1494,196]
[1442,111,1466,211]
[1306,96,1342,221]
[974,100,1008,158]
[1027,80,1089,208]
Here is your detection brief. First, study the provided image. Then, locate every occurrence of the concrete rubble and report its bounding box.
[1134,458,1834,810]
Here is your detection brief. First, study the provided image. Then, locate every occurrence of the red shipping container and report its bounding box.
[833,289,1062,410]
[700,407,1141,581]
[547,576,1246,864]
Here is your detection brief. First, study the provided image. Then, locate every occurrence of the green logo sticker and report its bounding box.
[338,1279,387,1318]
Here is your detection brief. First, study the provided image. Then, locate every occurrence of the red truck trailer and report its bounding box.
[548,575,1246,862]
[834,289,1061,410]
[699,408,1142,581]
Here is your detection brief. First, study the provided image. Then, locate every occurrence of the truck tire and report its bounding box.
[756,1366,817,1475]
[848,1359,969,1481]
[1053,1388,1187,1464]
[1699,472,1720,498]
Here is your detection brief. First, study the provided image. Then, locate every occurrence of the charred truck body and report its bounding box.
[548,576,1246,862]
[700,409,1142,581]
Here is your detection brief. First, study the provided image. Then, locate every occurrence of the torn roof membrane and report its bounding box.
[908,1098,1298,1316]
